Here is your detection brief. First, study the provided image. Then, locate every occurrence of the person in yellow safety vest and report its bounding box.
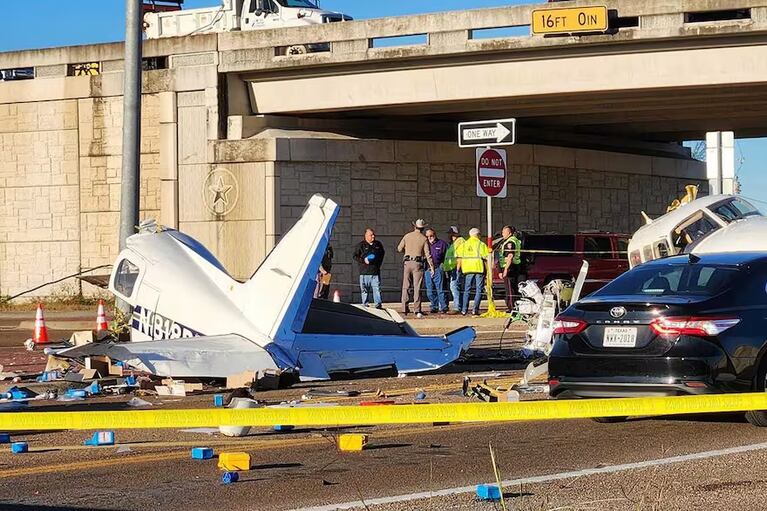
[499,225,522,313]
[443,226,465,315]
[456,227,490,316]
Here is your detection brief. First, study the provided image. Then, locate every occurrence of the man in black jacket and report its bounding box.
[353,228,385,308]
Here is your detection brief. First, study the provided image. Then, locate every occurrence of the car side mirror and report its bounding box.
[254,9,264,15]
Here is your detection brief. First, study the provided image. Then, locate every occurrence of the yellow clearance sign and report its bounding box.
[532,6,609,35]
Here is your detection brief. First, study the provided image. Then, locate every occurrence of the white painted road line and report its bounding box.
[292,441,767,511]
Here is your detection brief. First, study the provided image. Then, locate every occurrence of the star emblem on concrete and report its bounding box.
[202,167,239,217]
[208,176,233,213]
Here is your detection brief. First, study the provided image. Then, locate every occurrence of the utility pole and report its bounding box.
[118,0,143,314]
[120,0,143,251]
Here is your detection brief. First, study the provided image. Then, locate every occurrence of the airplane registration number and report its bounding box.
[603,327,637,348]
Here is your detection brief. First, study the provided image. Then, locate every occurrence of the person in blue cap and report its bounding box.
[353,228,385,308]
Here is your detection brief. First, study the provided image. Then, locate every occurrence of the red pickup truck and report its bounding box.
[493,232,630,296]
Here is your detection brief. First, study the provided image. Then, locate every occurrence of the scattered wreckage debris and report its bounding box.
[462,377,519,403]
[51,194,474,383]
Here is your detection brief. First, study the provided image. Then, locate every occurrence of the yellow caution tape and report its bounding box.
[2,393,767,431]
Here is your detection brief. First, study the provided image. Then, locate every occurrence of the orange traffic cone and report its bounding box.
[33,303,50,345]
[95,300,108,332]
[332,290,341,303]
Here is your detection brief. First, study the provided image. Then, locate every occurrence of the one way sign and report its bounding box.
[458,118,516,148]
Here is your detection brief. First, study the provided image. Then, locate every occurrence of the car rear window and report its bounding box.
[525,235,575,255]
[593,263,741,297]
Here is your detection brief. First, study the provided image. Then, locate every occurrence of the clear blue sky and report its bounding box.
[0,0,763,206]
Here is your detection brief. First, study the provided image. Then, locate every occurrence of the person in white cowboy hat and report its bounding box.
[397,218,435,318]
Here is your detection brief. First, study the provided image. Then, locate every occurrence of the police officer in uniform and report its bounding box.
[499,225,522,313]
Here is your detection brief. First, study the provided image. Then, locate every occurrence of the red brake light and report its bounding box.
[650,316,740,337]
[552,316,587,335]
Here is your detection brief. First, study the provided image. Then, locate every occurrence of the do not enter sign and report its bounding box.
[476,148,507,198]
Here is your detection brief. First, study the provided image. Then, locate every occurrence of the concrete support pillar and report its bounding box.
[640,13,684,30]
[753,7,767,23]
[429,30,469,47]
[706,131,735,195]
[264,160,281,252]
[332,39,370,54]
[159,91,179,228]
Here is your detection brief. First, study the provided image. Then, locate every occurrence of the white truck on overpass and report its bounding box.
[144,0,352,48]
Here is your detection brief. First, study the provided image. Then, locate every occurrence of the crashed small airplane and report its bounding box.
[60,195,474,381]
[628,193,766,268]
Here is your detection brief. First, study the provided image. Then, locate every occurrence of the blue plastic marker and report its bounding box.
[191,447,214,460]
[85,381,101,395]
[476,484,502,501]
[0,433,10,444]
[5,387,32,400]
[84,431,115,446]
[274,425,294,432]
[222,472,239,485]
[11,442,28,454]
[213,394,225,407]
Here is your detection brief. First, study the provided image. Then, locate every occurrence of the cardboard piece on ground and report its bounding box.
[80,368,100,380]
[226,371,256,390]
[69,331,94,347]
[45,356,71,373]
[85,356,123,377]
[155,383,196,397]
[160,379,203,394]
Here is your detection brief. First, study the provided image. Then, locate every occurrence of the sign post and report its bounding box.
[476,147,508,249]
[458,120,515,317]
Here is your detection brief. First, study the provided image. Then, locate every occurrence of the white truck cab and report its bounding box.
[144,0,352,41]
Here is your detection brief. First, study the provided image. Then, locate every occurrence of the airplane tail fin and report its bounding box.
[238,195,339,342]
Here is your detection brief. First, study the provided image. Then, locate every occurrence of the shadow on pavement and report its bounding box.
[0,505,126,511]
[633,412,748,424]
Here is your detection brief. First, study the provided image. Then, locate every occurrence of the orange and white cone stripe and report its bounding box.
[95,300,108,332]
[33,303,50,345]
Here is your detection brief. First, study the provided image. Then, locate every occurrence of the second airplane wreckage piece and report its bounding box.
[59,195,475,384]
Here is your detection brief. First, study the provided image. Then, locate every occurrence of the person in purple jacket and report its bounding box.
[424,228,450,314]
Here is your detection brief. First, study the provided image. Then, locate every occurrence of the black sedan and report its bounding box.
[548,252,767,426]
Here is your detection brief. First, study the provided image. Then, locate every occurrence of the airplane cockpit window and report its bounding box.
[711,198,761,223]
[712,202,740,223]
[729,198,761,217]
[672,212,718,252]
[114,259,140,298]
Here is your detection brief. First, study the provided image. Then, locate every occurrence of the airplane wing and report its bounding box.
[56,335,280,378]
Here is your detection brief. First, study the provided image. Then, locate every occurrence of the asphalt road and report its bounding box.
[3,310,767,510]
[1,409,767,510]
[1,384,767,511]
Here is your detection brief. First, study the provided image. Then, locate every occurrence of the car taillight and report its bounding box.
[552,317,587,335]
[649,316,740,337]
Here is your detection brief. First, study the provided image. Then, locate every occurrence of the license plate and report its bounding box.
[603,327,637,348]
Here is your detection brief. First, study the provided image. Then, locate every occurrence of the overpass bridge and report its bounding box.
[0,0,764,298]
[217,0,767,145]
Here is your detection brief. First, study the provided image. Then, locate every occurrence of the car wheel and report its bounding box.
[746,365,767,427]
[287,45,307,55]
[592,416,628,424]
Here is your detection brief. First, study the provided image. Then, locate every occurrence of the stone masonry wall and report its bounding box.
[0,95,161,298]
[276,138,707,304]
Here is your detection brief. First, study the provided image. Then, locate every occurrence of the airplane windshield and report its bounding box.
[711,198,762,224]
[276,0,319,8]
